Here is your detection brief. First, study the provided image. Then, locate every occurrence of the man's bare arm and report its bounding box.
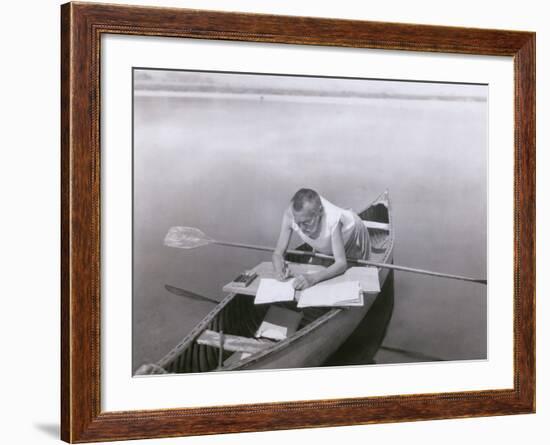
[293,222,348,290]
[272,209,293,280]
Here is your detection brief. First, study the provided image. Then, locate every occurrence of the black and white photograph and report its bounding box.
[4,0,545,443]
[132,68,488,376]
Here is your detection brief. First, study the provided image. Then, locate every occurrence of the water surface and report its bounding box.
[132,70,487,372]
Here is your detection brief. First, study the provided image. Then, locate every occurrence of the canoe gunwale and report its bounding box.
[157,291,235,370]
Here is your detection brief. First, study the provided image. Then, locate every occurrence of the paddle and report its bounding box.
[164,284,221,304]
[164,226,487,285]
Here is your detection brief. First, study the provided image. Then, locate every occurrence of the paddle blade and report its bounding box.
[164,226,214,249]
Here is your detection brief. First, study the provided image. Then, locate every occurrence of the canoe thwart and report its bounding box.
[363,220,390,231]
[197,329,274,354]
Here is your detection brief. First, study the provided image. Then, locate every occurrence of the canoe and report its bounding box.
[136,190,394,374]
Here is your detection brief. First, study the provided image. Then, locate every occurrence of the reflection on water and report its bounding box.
[132,72,487,372]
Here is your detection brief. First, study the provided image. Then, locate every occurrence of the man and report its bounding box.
[272,188,371,290]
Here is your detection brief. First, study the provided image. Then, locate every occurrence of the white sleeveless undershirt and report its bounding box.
[290,196,358,255]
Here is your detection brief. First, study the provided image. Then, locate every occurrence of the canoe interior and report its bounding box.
[159,192,392,374]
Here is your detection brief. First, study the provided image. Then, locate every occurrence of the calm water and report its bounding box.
[132,78,487,372]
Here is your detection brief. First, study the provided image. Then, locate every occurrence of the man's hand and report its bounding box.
[275,262,292,281]
[292,273,317,290]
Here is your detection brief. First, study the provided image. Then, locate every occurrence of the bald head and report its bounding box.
[291,188,321,212]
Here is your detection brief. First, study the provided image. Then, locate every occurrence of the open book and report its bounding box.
[323,267,380,293]
[254,277,370,308]
[244,263,380,308]
[297,280,363,308]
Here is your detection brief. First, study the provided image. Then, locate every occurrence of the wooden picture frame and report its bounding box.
[61,2,535,442]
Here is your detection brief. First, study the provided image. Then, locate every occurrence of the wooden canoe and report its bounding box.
[136,190,394,374]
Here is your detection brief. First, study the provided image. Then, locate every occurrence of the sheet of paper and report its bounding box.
[255,322,288,341]
[291,266,380,294]
[254,278,295,304]
[254,305,303,340]
[297,280,362,308]
[344,267,380,292]
[222,262,325,296]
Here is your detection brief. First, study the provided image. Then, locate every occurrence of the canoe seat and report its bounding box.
[363,220,390,231]
[196,329,273,354]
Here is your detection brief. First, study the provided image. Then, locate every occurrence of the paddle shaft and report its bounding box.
[213,240,487,285]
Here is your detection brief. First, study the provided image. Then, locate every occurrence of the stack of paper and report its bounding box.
[297,280,363,308]
[330,267,380,293]
[254,278,295,304]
